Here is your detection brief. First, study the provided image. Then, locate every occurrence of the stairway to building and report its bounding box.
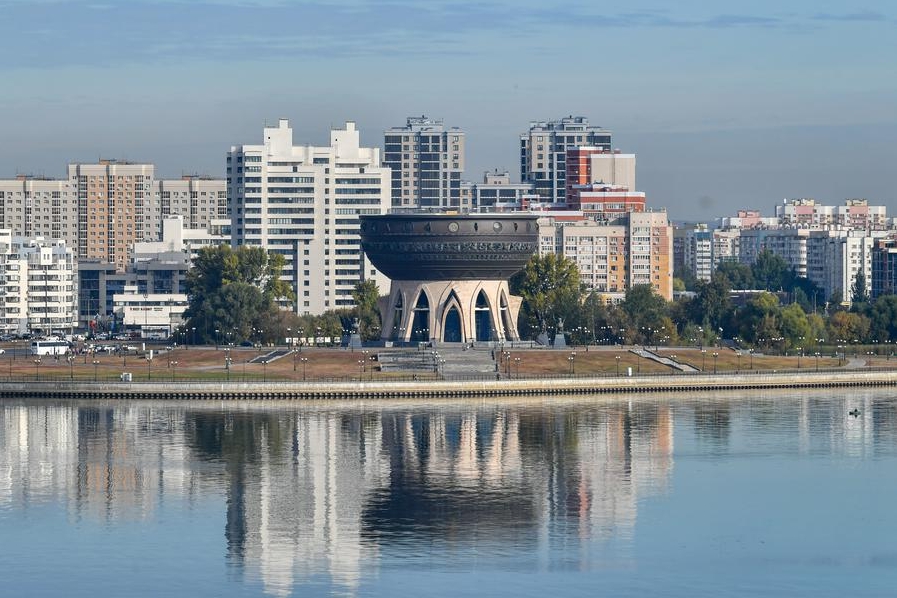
[377,345,497,377]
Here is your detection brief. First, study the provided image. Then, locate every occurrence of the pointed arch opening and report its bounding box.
[474,290,492,341]
[391,293,405,341]
[410,292,430,342]
[443,306,462,342]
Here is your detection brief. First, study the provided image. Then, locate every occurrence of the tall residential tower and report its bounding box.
[383,116,465,208]
[229,119,391,315]
[520,117,611,204]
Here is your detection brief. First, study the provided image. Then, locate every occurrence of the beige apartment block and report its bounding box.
[539,210,673,301]
[68,160,154,272]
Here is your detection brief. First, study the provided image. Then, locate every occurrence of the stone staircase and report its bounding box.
[377,345,497,377]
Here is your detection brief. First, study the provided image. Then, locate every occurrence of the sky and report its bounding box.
[1,0,895,220]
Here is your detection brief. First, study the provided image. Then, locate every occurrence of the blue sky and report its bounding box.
[1,0,895,219]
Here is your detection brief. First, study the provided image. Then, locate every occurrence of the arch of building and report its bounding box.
[379,280,523,344]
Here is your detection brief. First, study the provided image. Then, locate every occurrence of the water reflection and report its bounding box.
[0,392,895,597]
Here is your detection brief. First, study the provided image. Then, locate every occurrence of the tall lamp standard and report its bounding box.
[215,328,220,351]
[33,357,41,382]
[146,354,152,381]
[615,355,621,376]
[224,348,232,381]
[712,351,719,374]
[701,349,707,371]
[93,359,100,382]
[300,357,308,381]
[169,360,178,382]
[67,355,74,381]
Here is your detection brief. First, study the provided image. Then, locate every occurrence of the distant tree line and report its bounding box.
[511,250,897,352]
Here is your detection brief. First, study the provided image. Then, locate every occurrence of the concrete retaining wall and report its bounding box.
[2,370,896,400]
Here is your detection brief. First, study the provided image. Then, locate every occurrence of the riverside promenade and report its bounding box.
[3,368,897,400]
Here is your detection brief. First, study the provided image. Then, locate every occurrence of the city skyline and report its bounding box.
[1,0,894,220]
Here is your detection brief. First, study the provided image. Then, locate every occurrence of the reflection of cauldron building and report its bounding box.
[359,213,538,343]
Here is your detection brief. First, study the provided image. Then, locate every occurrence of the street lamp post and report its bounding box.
[514,357,520,378]
[736,352,741,371]
[225,349,232,381]
[712,352,719,374]
[300,357,308,381]
[215,328,220,351]
[93,359,100,382]
[796,347,802,369]
[671,354,677,375]
[146,355,152,381]
[701,349,707,371]
[815,351,820,372]
[615,355,621,376]
[33,357,41,381]
[67,355,74,381]
[262,359,268,382]
[169,360,178,382]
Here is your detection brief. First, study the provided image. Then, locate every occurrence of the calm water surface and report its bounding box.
[1,391,896,597]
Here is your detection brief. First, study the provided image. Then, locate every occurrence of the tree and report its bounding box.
[511,253,582,337]
[869,295,897,342]
[622,285,668,343]
[183,245,295,343]
[690,272,731,331]
[352,280,382,341]
[715,261,755,290]
[851,270,870,306]
[752,250,791,291]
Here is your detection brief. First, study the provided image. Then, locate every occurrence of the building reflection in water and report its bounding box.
[1,393,889,596]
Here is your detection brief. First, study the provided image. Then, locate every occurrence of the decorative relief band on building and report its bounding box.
[361,241,538,254]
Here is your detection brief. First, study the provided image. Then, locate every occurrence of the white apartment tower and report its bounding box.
[383,116,465,208]
[229,119,391,315]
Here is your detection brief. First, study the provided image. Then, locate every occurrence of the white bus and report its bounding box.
[31,340,70,356]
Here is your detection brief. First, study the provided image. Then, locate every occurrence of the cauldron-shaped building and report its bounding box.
[359,213,538,344]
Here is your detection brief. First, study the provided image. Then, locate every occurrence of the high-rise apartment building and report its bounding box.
[0,175,79,251]
[67,160,155,272]
[872,238,897,300]
[776,198,888,230]
[521,117,611,204]
[229,119,391,315]
[538,210,673,301]
[383,116,465,208]
[1,169,225,268]
[150,176,227,237]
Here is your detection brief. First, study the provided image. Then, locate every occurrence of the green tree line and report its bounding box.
[511,250,897,352]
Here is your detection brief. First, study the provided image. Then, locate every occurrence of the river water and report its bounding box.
[1,390,895,597]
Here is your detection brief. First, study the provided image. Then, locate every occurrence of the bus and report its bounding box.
[31,340,70,356]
